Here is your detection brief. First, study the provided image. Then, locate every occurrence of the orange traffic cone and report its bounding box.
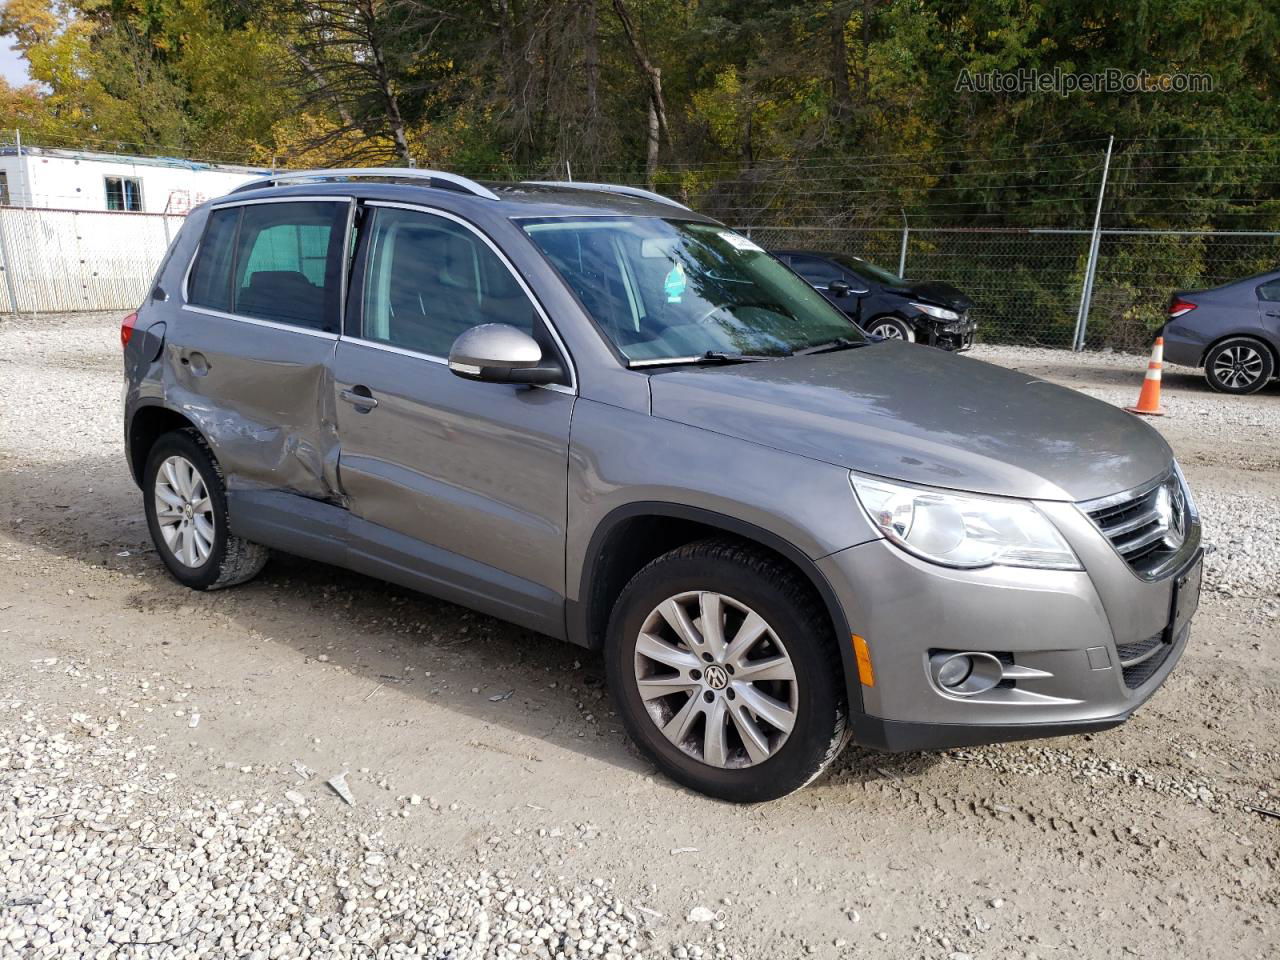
[1127,337,1166,416]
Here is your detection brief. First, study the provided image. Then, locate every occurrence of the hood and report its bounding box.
[648,343,1172,502]
[886,280,974,312]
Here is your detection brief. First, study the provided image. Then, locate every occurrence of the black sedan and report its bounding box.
[773,249,976,350]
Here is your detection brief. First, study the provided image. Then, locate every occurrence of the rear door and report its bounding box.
[174,197,352,499]
[1257,275,1280,337]
[331,201,575,636]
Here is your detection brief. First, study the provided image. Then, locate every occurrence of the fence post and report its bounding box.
[1072,135,1114,351]
[897,209,909,277]
[0,209,20,315]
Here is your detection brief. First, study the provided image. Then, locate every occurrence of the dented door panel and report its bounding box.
[332,340,573,597]
[165,308,341,499]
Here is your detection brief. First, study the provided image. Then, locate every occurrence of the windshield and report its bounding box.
[521,218,864,363]
[827,253,905,287]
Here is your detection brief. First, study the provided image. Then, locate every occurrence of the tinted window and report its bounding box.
[788,255,843,286]
[231,202,348,331]
[828,253,904,286]
[1258,280,1280,302]
[187,207,240,312]
[361,207,538,357]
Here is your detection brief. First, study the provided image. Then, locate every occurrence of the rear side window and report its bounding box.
[1258,279,1280,302]
[187,200,349,332]
[187,208,239,312]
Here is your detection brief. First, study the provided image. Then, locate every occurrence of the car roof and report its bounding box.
[214,172,718,223]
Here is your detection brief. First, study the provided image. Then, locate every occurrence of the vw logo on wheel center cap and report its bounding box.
[703,664,729,690]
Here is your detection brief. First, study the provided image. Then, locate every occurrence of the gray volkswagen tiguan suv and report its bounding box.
[121,169,1203,802]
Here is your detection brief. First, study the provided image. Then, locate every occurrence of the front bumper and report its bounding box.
[818,500,1199,752]
[921,316,976,352]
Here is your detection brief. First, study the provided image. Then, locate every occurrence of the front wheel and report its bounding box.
[143,429,269,590]
[864,315,915,342]
[1204,337,1273,394]
[605,539,848,802]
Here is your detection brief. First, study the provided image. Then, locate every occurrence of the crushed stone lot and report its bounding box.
[1,314,1277,960]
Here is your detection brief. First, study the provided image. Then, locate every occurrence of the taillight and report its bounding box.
[121,311,138,348]
[1168,299,1197,318]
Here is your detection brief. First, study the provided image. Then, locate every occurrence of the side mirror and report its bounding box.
[448,323,565,385]
[827,281,852,297]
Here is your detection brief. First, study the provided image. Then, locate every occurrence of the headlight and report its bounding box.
[851,474,1081,570]
[909,302,960,321]
[1171,459,1197,519]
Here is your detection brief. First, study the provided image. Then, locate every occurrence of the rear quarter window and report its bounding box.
[186,200,349,333]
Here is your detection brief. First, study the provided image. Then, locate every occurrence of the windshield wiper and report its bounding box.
[628,350,787,369]
[793,337,869,356]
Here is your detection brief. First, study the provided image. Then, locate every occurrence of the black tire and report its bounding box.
[863,315,915,342]
[143,428,269,590]
[605,539,847,803]
[1203,337,1274,395]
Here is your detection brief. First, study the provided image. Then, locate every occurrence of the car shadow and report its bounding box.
[0,451,933,793]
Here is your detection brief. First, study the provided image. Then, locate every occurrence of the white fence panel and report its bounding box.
[0,207,185,313]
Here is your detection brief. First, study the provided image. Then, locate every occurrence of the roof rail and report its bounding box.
[525,181,691,211]
[232,167,500,201]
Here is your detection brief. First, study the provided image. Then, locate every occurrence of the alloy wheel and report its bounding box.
[869,321,906,340]
[633,591,798,769]
[1212,345,1265,390]
[154,455,215,568]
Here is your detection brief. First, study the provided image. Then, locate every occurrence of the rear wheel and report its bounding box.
[605,539,848,802]
[1204,337,1273,394]
[865,315,914,342]
[143,429,269,590]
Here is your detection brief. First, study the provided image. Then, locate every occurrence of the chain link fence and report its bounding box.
[741,224,1280,349]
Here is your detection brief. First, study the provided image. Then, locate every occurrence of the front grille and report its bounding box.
[1115,632,1172,689]
[1082,473,1188,577]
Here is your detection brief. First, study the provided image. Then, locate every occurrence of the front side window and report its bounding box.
[187,200,348,331]
[828,253,904,287]
[522,218,861,362]
[360,206,538,357]
[105,176,143,212]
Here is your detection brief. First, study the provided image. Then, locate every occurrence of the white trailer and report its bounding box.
[0,146,265,213]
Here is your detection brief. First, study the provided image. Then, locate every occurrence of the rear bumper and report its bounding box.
[1158,322,1207,368]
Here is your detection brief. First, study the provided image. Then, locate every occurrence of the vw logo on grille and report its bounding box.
[1156,480,1186,549]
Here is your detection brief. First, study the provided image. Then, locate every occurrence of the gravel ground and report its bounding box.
[1,315,1277,959]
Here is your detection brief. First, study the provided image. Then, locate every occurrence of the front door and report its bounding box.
[332,203,575,636]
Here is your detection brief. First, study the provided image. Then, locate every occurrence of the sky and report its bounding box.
[1,36,29,87]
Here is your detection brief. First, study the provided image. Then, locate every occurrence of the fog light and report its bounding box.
[936,655,973,688]
[930,651,1004,696]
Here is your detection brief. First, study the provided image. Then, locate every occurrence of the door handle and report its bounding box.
[340,386,378,411]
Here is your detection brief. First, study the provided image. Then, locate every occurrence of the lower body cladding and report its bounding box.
[817,527,1202,752]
